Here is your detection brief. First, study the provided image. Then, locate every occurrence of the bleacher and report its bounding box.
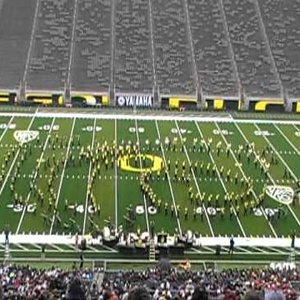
[71,0,111,93]
[0,264,299,299]
[222,0,281,99]
[26,0,75,91]
[114,0,153,94]
[0,0,299,109]
[258,0,300,99]
[187,0,238,98]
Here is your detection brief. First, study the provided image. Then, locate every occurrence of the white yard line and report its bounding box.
[195,121,246,237]
[250,246,267,254]
[254,123,297,182]
[155,120,182,236]
[101,244,118,253]
[16,118,56,234]
[114,119,118,229]
[14,244,29,251]
[214,122,278,238]
[189,247,203,254]
[234,122,300,227]
[88,245,100,252]
[0,116,14,142]
[64,244,78,251]
[174,121,215,237]
[268,247,285,254]
[31,244,42,250]
[135,119,150,233]
[293,124,300,135]
[48,244,64,252]
[274,124,300,157]
[82,118,97,235]
[201,246,215,253]
[49,118,76,234]
[235,247,251,254]
[0,115,36,199]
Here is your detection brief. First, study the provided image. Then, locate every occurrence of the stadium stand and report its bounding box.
[258,0,300,99]
[152,0,196,96]
[71,0,111,93]
[0,264,299,299]
[26,0,75,91]
[0,0,37,90]
[222,0,282,99]
[114,0,153,94]
[187,0,239,98]
[0,0,299,108]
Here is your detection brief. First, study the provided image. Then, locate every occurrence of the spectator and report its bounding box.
[265,291,285,300]
[127,286,151,300]
[0,264,298,299]
[244,290,262,300]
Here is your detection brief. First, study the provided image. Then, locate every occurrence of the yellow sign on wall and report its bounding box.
[255,100,284,112]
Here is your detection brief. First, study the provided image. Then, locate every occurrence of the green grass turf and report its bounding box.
[0,114,299,239]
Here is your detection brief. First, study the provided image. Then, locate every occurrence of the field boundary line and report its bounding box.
[235,122,300,228]
[0,115,36,203]
[2,233,299,248]
[5,257,299,265]
[155,120,182,236]
[195,121,246,237]
[16,118,56,234]
[214,122,278,238]
[135,120,150,233]
[175,120,215,236]
[4,111,300,125]
[82,118,97,235]
[49,118,77,234]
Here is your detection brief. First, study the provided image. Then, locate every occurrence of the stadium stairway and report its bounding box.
[149,238,156,262]
[4,243,11,265]
[289,248,296,264]
[93,271,104,294]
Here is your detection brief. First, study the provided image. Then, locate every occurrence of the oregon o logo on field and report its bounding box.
[265,185,294,205]
[118,154,163,173]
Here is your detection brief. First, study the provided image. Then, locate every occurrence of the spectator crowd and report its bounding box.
[0,263,299,300]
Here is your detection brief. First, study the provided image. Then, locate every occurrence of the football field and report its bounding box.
[0,111,299,240]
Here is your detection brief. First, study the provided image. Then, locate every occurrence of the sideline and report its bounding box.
[1,234,299,249]
[1,111,300,125]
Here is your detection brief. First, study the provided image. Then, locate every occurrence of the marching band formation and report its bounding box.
[4,128,298,235]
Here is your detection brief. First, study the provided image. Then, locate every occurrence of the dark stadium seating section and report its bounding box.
[0,0,299,100]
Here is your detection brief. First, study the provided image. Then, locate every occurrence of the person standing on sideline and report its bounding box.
[291,230,296,248]
[4,225,9,245]
[75,232,79,249]
[229,236,235,254]
[79,253,84,269]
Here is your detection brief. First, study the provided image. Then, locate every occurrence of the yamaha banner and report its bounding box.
[116,95,153,107]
